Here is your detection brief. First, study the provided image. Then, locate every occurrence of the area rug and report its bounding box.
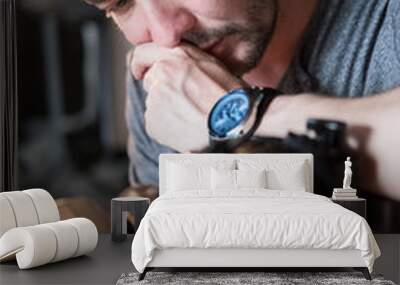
[116,272,396,285]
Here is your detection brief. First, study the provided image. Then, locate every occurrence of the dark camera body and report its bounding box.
[206,119,353,197]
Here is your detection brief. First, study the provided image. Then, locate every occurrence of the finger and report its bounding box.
[131,43,172,80]
[126,49,134,68]
[131,43,212,80]
[142,60,166,92]
[142,64,155,92]
[172,43,220,63]
[143,75,159,94]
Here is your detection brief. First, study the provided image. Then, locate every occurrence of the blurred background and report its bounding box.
[17,0,131,232]
[13,0,399,235]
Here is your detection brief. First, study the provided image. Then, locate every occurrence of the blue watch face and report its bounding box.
[208,88,250,138]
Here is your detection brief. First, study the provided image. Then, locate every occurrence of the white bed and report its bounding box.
[131,154,380,280]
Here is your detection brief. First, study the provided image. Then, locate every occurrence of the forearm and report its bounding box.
[257,88,400,200]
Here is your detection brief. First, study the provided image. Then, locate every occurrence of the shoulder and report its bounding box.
[297,0,400,97]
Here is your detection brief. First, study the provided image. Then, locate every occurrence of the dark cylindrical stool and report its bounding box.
[111,197,150,242]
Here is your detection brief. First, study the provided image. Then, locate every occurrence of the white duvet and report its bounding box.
[131,190,380,273]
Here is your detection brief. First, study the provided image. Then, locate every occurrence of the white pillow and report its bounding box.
[236,169,267,189]
[237,159,308,191]
[268,163,307,191]
[167,163,211,191]
[211,169,268,190]
[211,168,236,190]
[166,160,236,192]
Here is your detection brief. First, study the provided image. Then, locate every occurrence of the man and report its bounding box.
[85,0,400,200]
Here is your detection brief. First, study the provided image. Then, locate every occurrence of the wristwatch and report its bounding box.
[207,86,282,147]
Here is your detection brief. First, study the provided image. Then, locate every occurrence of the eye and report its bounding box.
[115,0,128,9]
[106,0,133,16]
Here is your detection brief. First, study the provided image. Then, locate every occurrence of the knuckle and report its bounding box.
[172,46,190,59]
[154,60,173,74]
[132,44,143,56]
[130,46,142,65]
[152,60,164,70]
[130,58,141,78]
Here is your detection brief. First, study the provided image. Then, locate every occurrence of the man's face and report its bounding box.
[97,0,277,75]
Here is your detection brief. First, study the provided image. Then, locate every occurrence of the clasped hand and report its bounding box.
[130,43,244,152]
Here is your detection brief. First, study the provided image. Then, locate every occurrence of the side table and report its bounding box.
[331,198,366,219]
[111,197,150,242]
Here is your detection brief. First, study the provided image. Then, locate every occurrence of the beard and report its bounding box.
[183,0,278,76]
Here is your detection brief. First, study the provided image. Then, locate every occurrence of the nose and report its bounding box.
[144,1,196,47]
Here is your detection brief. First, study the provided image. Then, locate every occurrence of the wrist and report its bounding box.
[255,94,308,137]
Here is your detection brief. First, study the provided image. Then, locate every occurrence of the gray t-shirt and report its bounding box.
[126,0,400,188]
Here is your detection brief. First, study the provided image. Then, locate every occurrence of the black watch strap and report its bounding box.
[244,87,282,141]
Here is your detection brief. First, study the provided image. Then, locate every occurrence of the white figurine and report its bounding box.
[343,157,353,189]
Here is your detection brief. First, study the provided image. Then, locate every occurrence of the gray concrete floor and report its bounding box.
[0,234,134,285]
[1,234,398,284]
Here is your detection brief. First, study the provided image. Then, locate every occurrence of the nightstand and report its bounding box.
[111,197,150,242]
[331,198,366,219]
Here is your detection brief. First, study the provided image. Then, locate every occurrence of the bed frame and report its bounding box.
[139,154,371,280]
